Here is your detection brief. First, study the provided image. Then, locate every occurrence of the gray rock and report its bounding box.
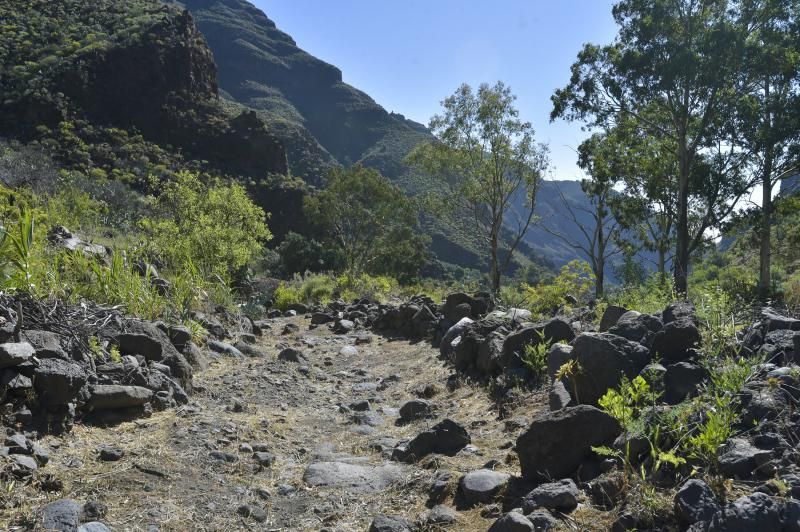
[599,305,629,332]
[718,438,771,478]
[333,319,355,334]
[253,452,275,467]
[528,510,558,530]
[78,523,112,532]
[664,362,706,404]
[502,319,575,366]
[424,504,457,525]
[570,333,651,405]
[369,514,412,532]
[87,385,153,410]
[522,478,580,513]
[440,318,474,358]
[303,461,402,493]
[21,330,67,359]
[652,318,702,361]
[399,399,434,422]
[339,345,358,356]
[488,512,537,531]
[0,368,31,390]
[548,380,574,411]
[0,342,35,369]
[459,469,510,506]
[98,445,124,462]
[277,347,307,364]
[675,479,719,525]
[41,498,81,532]
[708,492,782,531]
[34,358,88,406]
[762,308,800,332]
[207,340,243,358]
[546,343,573,380]
[393,419,470,462]
[663,301,698,324]
[236,504,267,522]
[516,405,621,480]
[608,311,663,345]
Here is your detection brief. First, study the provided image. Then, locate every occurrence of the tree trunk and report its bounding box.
[759,81,773,302]
[674,141,690,296]
[595,261,604,299]
[759,150,773,302]
[490,230,501,294]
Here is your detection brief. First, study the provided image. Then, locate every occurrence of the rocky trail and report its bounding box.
[3,312,554,531]
[6,295,800,531]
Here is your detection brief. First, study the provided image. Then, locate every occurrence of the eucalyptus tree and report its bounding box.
[736,0,800,299]
[543,133,625,298]
[408,82,549,293]
[552,0,749,294]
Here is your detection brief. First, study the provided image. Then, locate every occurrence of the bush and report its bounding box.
[524,260,594,317]
[275,231,343,275]
[140,171,271,282]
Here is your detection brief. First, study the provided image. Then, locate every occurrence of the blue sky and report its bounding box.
[255,0,619,181]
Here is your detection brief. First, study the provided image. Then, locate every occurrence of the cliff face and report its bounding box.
[0,0,287,180]
[180,0,431,183]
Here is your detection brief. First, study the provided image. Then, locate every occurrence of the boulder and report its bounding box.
[459,469,510,506]
[570,333,651,405]
[663,301,698,324]
[21,330,67,359]
[599,305,629,332]
[423,505,457,526]
[501,319,575,367]
[548,380,574,411]
[0,342,35,369]
[546,343,573,380]
[393,419,470,462]
[33,358,88,406]
[608,311,663,345]
[476,331,505,374]
[86,385,153,410]
[302,461,402,493]
[761,308,800,332]
[369,514,412,532]
[207,340,243,358]
[488,512,537,532]
[399,399,434,422]
[516,405,620,480]
[439,318,473,359]
[521,478,580,513]
[277,347,308,364]
[651,318,702,362]
[708,492,782,531]
[664,362,706,404]
[674,479,719,525]
[41,498,81,532]
[718,438,771,478]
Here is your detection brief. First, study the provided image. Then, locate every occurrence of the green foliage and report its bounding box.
[598,375,655,433]
[521,331,549,380]
[524,260,594,318]
[408,81,549,292]
[141,171,271,282]
[272,272,400,310]
[684,404,737,470]
[274,231,344,276]
[304,165,428,281]
[603,274,676,316]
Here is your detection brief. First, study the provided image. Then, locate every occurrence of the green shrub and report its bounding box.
[141,171,271,282]
[521,334,549,381]
[525,260,594,317]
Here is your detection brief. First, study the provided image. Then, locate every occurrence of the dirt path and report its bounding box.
[5,315,549,531]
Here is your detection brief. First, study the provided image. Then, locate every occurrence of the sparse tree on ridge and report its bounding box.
[408,82,549,294]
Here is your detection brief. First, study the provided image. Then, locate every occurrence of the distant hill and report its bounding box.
[177,0,611,275]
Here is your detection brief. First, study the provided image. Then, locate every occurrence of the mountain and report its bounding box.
[177,0,607,274]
